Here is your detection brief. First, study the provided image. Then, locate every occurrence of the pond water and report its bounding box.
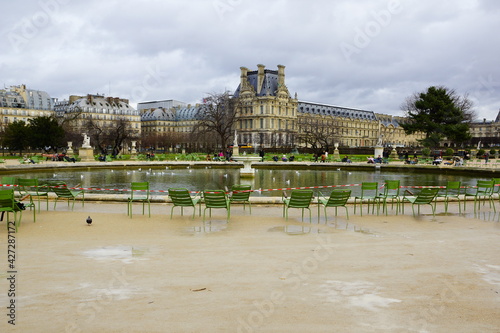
[5,166,486,197]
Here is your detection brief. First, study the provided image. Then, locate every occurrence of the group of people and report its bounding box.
[312,151,329,162]
[367,155,385,164]
[272,154,295,162]
[432,155,464,166]
[206,150,234,162]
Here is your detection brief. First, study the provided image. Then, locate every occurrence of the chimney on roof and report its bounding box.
[277,64,285,86]
[240,67,248,89]
[257,64,265,94]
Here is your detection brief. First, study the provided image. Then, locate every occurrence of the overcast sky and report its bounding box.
[1,0,499,120]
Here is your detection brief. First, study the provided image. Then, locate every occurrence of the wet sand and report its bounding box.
[1,201,499,332]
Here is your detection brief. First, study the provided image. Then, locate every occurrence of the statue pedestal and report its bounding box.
[390,148,398,159]
[233,156,261,177]
[79,147,95,162]
[374,146,383,158]
[333,148,340,160]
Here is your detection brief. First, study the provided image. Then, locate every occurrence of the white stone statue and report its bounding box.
[82,133,91,148]
[234,130,238,147]
[377,135,383,146]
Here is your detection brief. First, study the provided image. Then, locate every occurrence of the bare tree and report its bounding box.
[192,91,239,149]
[297,113,340,153]
[84,117,138,155]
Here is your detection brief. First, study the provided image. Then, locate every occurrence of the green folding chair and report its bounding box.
[401,188,439,217]
[354,182,379,215]
[127,182,150,218]
[464,180,496,212]
[17,178,49,212]
[229,185,252,213]
[282,189,314,222]
[0,189,23,232]
[169,188,201,219]
[437,181,462,214]
[377,180,401,215]
[203,190,230,221]
[52,184,85,211]
[318,189,351,221]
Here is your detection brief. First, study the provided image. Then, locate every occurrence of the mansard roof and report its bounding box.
[140,105,204,121]
[141,108,176,121]
[298,101,377,121]
[66,95,138,115]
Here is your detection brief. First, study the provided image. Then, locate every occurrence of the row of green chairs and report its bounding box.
[168,185,251,221]
[127,183,252,221]
[1,177,85,212]
[281,179,500,222]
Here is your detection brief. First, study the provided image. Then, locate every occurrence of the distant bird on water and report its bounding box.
[86,216,92,226]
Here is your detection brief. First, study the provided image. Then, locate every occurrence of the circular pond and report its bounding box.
[4,166,488,197]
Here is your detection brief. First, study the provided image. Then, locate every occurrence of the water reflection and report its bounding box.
[184,220,228,234]
[267,221,376,236]
[7,167,485,197]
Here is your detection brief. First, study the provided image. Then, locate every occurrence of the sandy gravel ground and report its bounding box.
[1,201,499,333]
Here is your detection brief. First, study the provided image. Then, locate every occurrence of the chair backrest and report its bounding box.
[0,189,16,211]
[1,177,17,186]
[360,182,378,197]
[444,181,462,196]
[52,185,73,197]
[204,190,228,208]
[231,185,251,201]
[169,188,195,206]
[17,178,40,194]
[414,188,439,204]
[326,190,351,206]
[17,178,38,187]
[383,180,400,196]
[288,190,314,208]
[492,178,500,194]
[130,182,149,198]
[476,180,495,194]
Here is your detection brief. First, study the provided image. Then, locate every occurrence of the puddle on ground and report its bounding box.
[82,246,149,263]
[327,220,378,235]
[317,280,402,311]
[267,223,377,236]
[183,220,228,235]
[268,225,328,235]
[473,263,500,287]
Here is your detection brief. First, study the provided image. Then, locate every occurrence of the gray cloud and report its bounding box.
[0,0,498,119]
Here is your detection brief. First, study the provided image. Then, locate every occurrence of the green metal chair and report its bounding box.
[354,182,379,215]
[169,188,201,219]
[282,189,314,222]
[377,180,401,215]
[318,189,351,221]
[0,189,23,232]
[401,188,440,217]
[464,180,496,212]
[52,184,85,211]
[229,185,252,213]
[203,190,231,221]
[17,178,49,212]
[127,182,150,218]
[437,181,462,213]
